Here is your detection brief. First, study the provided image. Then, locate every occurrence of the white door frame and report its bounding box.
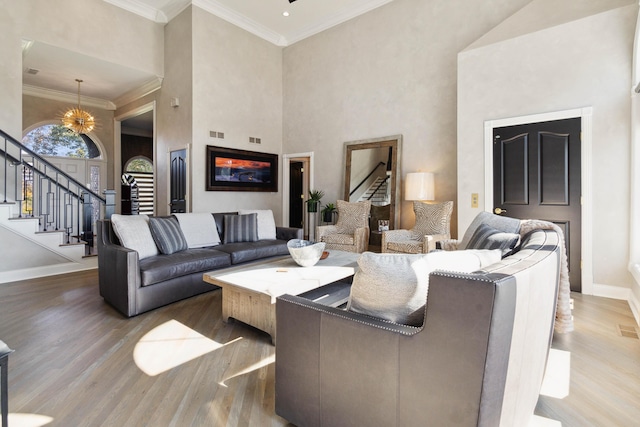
[483,107,593,295]
[282,152,314,228]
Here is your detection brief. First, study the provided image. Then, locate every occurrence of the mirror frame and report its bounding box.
[344,135,402,229]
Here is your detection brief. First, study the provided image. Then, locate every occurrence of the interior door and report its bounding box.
[493,118,581,291]
[169,148,187,213]
[289,161,304,229]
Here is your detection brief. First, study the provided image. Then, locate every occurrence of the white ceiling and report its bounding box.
[106,0,394,46]
[22,0,392,128]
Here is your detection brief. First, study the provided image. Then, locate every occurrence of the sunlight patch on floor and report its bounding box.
[133,319,239,376]
[219,354,275,386]
[7,413,54,427]
[539,348,571,399]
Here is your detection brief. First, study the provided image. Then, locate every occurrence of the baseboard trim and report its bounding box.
[0,261,97,284]
[592,283,632,300]
[592,282,640,327]
[629,289,640,327]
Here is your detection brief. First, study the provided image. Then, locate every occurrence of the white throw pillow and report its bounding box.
[238,209,277,240]
[347,249,502,326]
[173,213,221,248]
[110,214,159,260]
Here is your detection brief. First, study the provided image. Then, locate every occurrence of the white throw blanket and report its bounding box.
[174,213,221,248]
[519,219,574,333]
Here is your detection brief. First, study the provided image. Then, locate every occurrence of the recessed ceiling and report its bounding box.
[105,0,394,46]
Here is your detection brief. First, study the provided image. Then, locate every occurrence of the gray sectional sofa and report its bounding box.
[97,212,302,317]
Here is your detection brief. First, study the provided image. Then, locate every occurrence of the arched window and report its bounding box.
[22,124,101,158]
[124,157,153,173]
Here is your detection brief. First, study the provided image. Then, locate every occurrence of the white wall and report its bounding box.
[188,6,283,218]
[282,0,531,234]
[458,3,637,291]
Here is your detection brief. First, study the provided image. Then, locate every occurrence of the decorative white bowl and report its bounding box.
[287,239,326,267]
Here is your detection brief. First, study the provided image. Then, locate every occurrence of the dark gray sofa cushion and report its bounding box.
[216,240,289,264]
[139,248,231,286]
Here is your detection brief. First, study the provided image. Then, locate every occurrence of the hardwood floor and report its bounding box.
[0,270,638,426]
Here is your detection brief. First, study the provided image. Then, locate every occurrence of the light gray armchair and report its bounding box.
[317,200,371,253]
[381,201,453,254]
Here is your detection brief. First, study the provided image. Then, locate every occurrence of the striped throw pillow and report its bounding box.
[224,213,259,243]
[466,223,520,256]
[148,216,188,255]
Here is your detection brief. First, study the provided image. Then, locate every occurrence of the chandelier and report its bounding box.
[61,79,95,134]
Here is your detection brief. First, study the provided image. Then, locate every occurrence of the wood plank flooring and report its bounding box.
[0,270,638,426]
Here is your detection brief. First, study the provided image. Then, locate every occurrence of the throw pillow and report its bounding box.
[347,249,502,326]
[238,209,277,240]
[335,200,371,234]
[466,223,520,256]
[110,214,159,260]
[224,213,259,243]
[148,216,188,255]
[411,201,453,237]
[173,213,221,248]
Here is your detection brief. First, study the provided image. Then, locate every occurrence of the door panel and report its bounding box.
[289,162,303,229]
[494,118,581,291]
[170,149,187,213]
[501,133,529,204]
[539,132,569,205]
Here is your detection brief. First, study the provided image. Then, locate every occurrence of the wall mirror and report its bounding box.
[344,135,402,238]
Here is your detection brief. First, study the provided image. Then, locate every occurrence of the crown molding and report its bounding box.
[23,85,117,110]
[103,0,168,23]
[285,0,393,45]
[112,77,164,108]
[193,0,284,46]
[106,0,394,46]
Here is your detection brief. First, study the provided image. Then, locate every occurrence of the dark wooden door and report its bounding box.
[169,148,187,213]
[289,162,304,228]
[493,118,581,291]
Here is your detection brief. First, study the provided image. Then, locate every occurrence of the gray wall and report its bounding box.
[282,0,531,235]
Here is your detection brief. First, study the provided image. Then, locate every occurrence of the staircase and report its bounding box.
[0,128,113,284]
[0,203,97,283]
[358,176,389,205]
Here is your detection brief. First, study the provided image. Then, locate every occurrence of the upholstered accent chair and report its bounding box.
[316,200,371,253]
[381,201,453,254]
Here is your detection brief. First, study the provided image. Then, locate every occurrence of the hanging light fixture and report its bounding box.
[61,79,95,134]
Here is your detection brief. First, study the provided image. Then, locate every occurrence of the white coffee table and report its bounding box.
[203,250,359,344]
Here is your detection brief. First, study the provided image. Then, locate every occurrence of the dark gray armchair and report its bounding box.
[275,229,561,427]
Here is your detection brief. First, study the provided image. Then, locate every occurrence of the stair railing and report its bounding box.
[0,128,112,254]
[349,161,386,197]
[366,175,390,202]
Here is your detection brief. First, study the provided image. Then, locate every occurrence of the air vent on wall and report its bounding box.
[209,131,224,139]
[249,137,261,144]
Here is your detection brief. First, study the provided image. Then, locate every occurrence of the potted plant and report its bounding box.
[306,189,324,213]
[321,202,336,222]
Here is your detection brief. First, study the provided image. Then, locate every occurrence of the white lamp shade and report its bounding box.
[405,172,435,201]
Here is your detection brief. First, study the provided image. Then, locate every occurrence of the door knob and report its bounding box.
[494,207,507,215]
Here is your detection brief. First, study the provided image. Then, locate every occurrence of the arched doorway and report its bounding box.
[123,156,154,215]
